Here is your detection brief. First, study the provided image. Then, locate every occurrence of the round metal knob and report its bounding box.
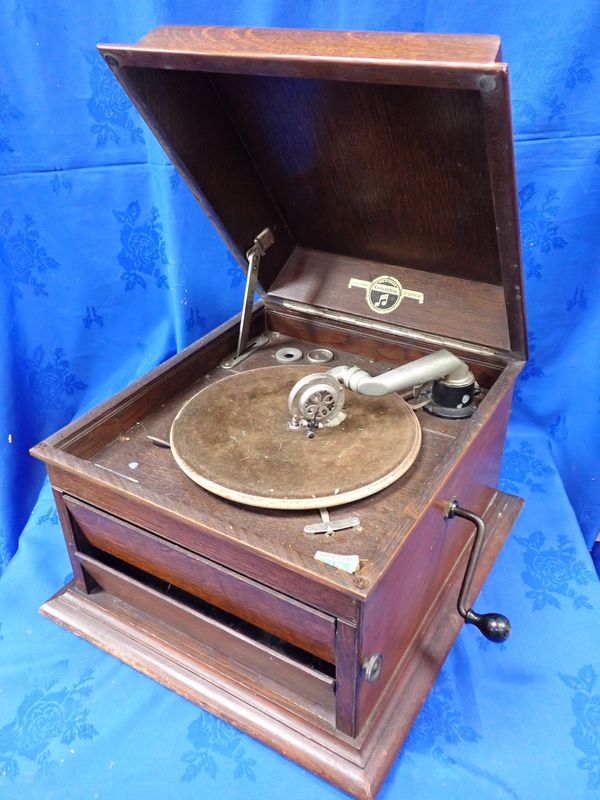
[362,653,383,682]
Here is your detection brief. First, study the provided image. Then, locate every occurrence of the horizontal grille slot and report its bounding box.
[78,543,335,679]
[64,494,337,663]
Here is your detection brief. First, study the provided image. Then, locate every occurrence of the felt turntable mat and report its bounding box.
[170,365,421,509]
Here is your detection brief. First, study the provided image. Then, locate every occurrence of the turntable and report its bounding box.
[31,26,526,800]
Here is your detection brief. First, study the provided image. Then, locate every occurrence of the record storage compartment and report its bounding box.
[64,493,338,725]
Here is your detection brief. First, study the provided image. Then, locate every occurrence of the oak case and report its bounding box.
[31,26,526,799]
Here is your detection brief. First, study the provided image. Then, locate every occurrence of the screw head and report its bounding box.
[362,653,383,682]
[478,75,497,93]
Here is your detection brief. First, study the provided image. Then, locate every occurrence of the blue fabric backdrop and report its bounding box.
[2,2,600,799]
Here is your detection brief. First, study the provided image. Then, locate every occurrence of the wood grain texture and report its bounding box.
[136,26,502,65]
[52,489,95,593]
[212,76,502,286]
[40,585,368,792]
[99,27,503,89]
[480,69,528,358]
[335,618,362,738]
[268,249,511,351]
[34,328,521,758]
[33,328,521,604]
[66,495,336,663]
[46,345,455,600]
[77,554,336,720]
[32,26,527,797]
[265,308,508,387]
[30,308,265,459]
[47,462,361,622]
[40,490,522,799]
[357,388,512,729]
[94,26,525,354]
[351,491,523,783]
[106,66,294,292]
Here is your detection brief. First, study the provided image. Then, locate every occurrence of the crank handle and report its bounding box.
[445,498,511,643]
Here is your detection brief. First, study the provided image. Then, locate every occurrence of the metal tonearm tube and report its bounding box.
[288,349,477,432]
[327,349,473,396]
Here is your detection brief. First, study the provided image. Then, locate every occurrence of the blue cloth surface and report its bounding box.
[1,2,600,799]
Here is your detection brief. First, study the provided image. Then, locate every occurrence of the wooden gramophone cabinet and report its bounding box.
[31,26,526,799]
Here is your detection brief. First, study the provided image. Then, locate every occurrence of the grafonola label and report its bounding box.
[348,275,424,314]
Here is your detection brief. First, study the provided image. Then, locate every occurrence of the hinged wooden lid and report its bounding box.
[99,26,526,359]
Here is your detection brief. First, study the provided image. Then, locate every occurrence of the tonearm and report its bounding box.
[288,348,478,432]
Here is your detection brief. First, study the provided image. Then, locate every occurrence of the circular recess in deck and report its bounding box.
[170,365,421,510]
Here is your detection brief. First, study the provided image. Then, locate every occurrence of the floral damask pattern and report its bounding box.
[405,670,480,764]
[180,714,256,783]
[514,331,544,402]
[566,286,588,312]
[0,663,98,781]
[0,531,10,575]
[83,50,144,147]
[383,13,425,32]
[170,170,181,192]
[0,212,60,298]
[113,201,169,290]
[518,183,567,279]
[185,306,207,333]
[153,0,178,15]
[547,51,594,123]
[548,95,567,123]
[0,87,23,153]
[552,52,593,90]
[559,665,600,790]
[512,25,594,125]
[1,5,599,800]
[226,252,245,289]
[36,507,59,527]
[12,0,36,27]
[83,305,104,329]
[514,530,595,611]
[22,347,87,414]
[500,441,554,495]
[549,414,568,442]
[50,169,73,195]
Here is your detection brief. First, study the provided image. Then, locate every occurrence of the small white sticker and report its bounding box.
[314,551,360,574]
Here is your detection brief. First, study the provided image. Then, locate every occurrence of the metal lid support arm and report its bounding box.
[236,227,274,359]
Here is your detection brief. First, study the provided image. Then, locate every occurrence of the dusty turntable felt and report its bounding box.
[170,365,421,510]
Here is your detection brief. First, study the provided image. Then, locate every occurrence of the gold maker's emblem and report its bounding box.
[348,275,424,315]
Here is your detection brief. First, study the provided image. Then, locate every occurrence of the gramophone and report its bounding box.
[31,26,526,799]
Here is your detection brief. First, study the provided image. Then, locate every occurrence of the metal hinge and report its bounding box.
[278,299,499,358]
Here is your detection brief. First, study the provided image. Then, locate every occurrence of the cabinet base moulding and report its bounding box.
[41,490,521,800]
